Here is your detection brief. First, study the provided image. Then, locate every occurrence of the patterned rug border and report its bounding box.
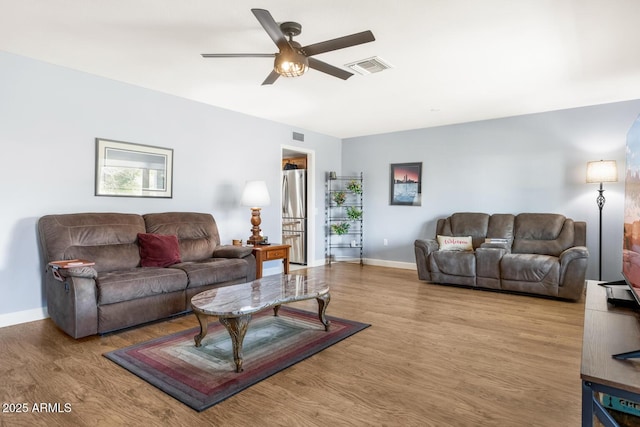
[104,306,370,411]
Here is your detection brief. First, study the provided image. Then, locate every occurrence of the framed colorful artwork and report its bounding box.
[390,162,422,206]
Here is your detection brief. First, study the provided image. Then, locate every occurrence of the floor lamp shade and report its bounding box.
[241,180,271,245]
[586,160,618,184]
[586,160,618,281]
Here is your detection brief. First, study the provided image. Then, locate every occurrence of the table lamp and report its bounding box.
[241,180,271,245]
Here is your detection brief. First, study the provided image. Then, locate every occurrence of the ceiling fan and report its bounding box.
[201,8,375,85]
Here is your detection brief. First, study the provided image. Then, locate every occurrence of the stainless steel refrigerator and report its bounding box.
[282,169,307,265]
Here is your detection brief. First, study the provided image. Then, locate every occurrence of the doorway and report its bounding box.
[281,146,315,267]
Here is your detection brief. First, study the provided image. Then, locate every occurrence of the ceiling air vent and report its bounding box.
[345,56,393,75]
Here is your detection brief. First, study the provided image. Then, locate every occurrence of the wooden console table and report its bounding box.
[251,244,291,279]
[581,280,640,426]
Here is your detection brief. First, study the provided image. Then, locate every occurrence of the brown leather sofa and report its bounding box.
[414,212,589,301]
[38,212,256,338]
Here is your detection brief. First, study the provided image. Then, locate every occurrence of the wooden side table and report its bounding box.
[251,244,291,279]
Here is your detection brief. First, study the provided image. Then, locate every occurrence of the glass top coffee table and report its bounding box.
[190,274,330,372]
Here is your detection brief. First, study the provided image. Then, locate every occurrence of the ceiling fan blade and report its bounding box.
[308,58,353,80]
[201,53,275,58]
[251,9,290,51]
[302,30,375,57]
[261,70,280,86]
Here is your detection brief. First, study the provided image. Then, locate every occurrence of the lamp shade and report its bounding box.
[241,180,271,207]
[586,160,618,183]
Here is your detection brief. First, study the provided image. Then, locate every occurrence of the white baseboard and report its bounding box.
[297,258,417,270]
[364,258,417,270]
[306,258,327,268]
[306,257,416,270]
[0,306,49,329]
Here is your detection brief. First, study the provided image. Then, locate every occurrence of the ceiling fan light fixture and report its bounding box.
[202,9,375,84]
[274,49,308,77]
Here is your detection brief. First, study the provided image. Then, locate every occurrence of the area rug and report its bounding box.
[104,307,369,411]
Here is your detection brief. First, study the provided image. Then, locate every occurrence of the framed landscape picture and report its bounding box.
[390,162,422,206]
[95,138,173,198]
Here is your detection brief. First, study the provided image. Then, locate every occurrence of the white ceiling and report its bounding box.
[2,1,640,138]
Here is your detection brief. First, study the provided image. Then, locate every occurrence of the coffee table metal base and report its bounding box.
[193,293,331,373]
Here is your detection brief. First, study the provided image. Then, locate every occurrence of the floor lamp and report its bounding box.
[586,160,618,281]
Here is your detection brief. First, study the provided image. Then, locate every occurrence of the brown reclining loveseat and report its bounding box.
[414,212,589,301]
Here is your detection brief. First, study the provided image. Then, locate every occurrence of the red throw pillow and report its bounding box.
[137,233,181,267]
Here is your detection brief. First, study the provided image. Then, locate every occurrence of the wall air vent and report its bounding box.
[344,56,393,75]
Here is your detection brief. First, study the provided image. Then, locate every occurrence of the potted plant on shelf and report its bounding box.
[346,206,363,220]
[333,191,347,206]
[346,180,362,195]
[330,222,350,235]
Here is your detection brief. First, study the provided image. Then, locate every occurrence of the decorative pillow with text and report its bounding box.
[437,235,473,251]
[137,233,182,267]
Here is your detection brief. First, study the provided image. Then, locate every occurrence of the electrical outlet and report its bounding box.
[383,238,388,246]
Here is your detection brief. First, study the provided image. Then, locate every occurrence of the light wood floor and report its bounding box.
[0,264,586,426]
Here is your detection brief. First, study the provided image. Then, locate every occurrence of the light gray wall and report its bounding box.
[0,51,340,321]
[2,48,639,325]
[343,100,640,282]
